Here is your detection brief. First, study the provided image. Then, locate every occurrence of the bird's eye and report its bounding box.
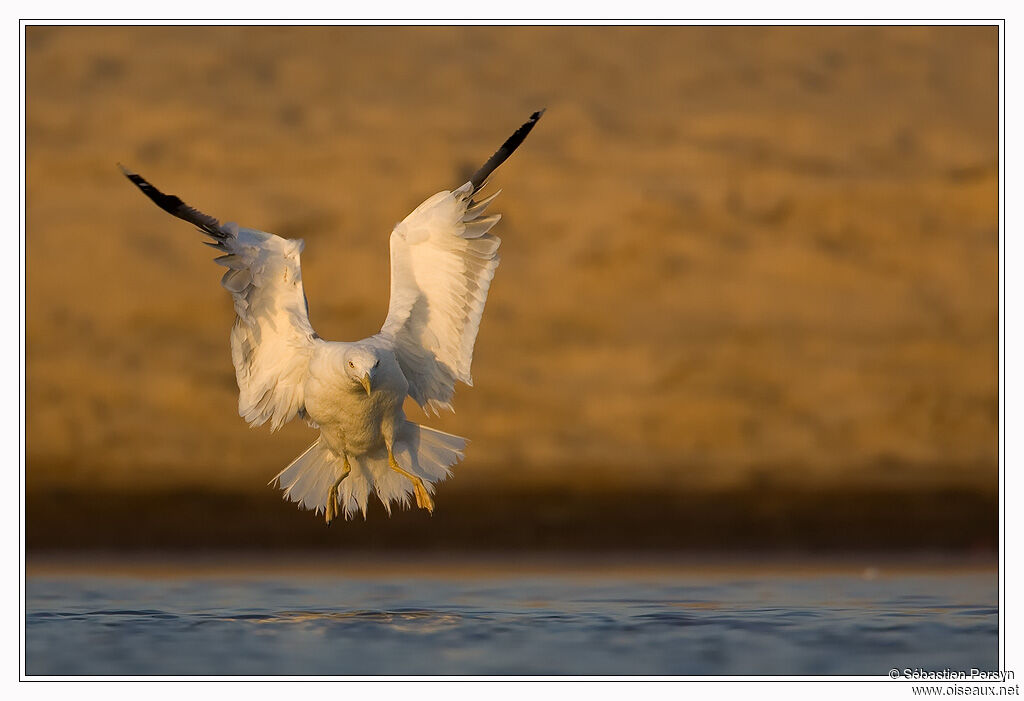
[348,361,355,369]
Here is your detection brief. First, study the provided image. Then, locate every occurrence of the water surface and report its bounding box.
[26,561,997,675]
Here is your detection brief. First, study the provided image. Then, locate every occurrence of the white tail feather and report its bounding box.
[271,422,466,520]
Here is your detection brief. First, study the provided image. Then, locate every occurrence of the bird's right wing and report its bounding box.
[121,167,320,431]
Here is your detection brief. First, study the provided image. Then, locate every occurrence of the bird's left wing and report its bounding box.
[379,111,543,414]
[121,166,320,431]
[379,182,502,415]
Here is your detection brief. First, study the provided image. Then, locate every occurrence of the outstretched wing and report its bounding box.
[121,166,320,431]
[379,111,543,415]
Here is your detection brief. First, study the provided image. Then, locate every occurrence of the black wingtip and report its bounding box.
[118,163,146,189]
[119,164,190,217]
[469,110,545,192]
[120,164,225,237]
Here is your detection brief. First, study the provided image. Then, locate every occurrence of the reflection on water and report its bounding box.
[26,566,997,675]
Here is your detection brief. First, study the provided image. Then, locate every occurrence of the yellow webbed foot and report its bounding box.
[388,447,435,514]
[413,482,434,514]
[326,484,339,524]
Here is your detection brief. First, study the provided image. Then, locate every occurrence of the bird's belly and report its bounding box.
[324,417,382,456]
[304,381,397,457]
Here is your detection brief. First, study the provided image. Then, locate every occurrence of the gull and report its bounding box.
[121,110,543,523]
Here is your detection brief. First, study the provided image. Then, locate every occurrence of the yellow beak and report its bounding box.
[360,374,372,396]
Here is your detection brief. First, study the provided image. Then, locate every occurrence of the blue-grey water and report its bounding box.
[26,563,997,675]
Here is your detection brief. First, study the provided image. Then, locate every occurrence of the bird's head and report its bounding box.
[342,346,382,396]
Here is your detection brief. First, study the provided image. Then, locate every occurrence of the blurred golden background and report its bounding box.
[25,25,998,550]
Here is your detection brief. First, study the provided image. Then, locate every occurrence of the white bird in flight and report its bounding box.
[122,110,543,524]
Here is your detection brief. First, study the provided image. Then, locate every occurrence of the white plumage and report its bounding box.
[121,110,543,523]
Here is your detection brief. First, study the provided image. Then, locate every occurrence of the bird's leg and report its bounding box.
[325,453,352,525]
[387,446,434,514]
